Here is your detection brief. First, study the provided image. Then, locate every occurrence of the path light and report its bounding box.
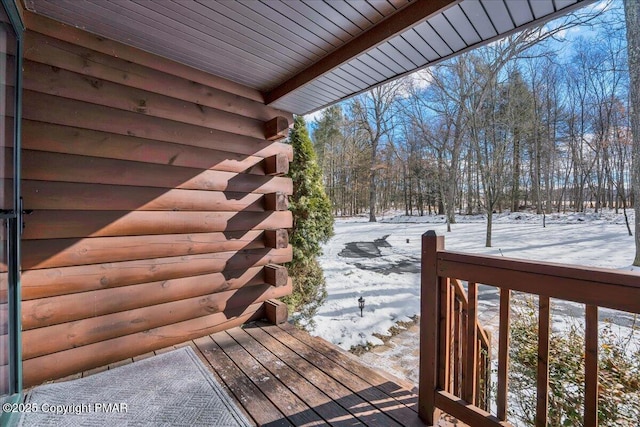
[358,297,365,317]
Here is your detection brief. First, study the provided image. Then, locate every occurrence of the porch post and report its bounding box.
[419,230,444,425]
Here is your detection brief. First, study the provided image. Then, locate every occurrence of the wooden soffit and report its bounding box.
[25,0,595,115]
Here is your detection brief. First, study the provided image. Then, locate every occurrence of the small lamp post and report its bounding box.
[358,297,365,317]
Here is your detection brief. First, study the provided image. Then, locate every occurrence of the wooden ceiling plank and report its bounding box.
[264,0,459,104]
[366,0,397,17]
[98,0,293,76]
[282,1,353,42]
[388,36,427,68]
[377,41,418,69]
[153,0,309,69]
[302,0,362,37]
[349,57,391,81]
[428,13,467,52]
[401,28,440,62]
[480,0,516,33]
[367,46,408,74]
[505,0,535,26]
[413,21,454,57]
[356,53,395,80]
[325,1,372,31]
[340,62,379,86]
[529,0,555,20]
[443,5,482,45]
[239,0,336,53]
[215,1,325,61]
[459,1,498,40]
[35,1,278,88]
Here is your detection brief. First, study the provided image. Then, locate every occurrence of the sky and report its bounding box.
[303,0,625,126]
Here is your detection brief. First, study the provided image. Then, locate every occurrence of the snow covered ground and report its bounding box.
[304,210,639,384]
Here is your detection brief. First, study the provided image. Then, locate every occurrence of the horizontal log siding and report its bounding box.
[21,19,293,387]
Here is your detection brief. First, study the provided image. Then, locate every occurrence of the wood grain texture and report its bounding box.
[22,303,265,387]
[22,120,292,170]
[243,325,399,426]
[22,267,265,329]
[434,390,511,427]
[23,210,293,240]
[22,180,267,212]
[438,252,640,313]
[23,16,294,116]
[19,17,294,384]
[419,231,445,424]
[23,90,285,159]
[22,150,293,193]
[584,305,599,427]
[264,324,418,426]
[264,264,288,287]
[193,335,285,426]
[23,281,292,359]
[226,327,357,424]
[497,288,511,421]
[22,230,266,270]
[536,296,550,427]
[19,246,293,300]
[264,116,290,141]
[211,329,326,426]
[264,153,290,176]
[23,60,267,140]
[464,282,478,403]
[263,229,289,249]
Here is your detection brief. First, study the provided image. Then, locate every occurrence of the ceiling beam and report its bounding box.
[264,0,460,105]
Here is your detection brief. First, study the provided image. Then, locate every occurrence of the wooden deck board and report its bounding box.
[212,330,327,426]
[243,324,399,427]
[277,322,420,410]
[226,327,363,426]
[256,324,422,427]
[74,322,426,426]
[193,335,287,427]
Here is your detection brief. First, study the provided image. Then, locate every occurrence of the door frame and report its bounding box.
[0,0,23,422]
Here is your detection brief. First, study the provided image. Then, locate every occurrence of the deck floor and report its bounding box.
[62,322,455,426]
[193,322,424,426]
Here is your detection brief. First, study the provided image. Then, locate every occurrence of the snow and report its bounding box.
[306,210,639,353]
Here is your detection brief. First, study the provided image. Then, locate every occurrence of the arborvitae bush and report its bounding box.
[283,116,334,322]
[509,297,640,426]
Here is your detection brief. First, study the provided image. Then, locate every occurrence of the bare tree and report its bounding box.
[625,0,640,265]
[352,83,400,222]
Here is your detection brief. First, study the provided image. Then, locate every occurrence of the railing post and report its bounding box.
[420,230,444,425]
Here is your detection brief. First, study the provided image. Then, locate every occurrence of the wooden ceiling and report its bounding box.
[25,0,594,114]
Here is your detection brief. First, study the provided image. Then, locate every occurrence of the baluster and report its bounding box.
[453,296,461,396]
[464,281,478,404]
[439,277,452,391]
[584,305,599,427]
[497,288,511,420]
[536,296,551,427]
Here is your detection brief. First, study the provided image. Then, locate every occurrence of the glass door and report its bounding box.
[0,0,22,415]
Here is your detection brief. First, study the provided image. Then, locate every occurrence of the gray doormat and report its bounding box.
[19,346,252,426]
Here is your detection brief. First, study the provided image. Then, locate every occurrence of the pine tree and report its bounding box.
[283,116,334,321]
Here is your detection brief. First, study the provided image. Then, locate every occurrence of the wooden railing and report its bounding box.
[419,230,640,427]
[449,277,492,411]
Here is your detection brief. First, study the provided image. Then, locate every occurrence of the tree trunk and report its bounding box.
[369,145,377,222]
[625,0,640,265]
[485,209,493,247]
[512,133,521,212]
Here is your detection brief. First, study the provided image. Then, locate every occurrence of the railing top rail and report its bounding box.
[437,250,640,314]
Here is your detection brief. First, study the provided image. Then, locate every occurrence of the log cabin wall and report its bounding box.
[18,13,294,387]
